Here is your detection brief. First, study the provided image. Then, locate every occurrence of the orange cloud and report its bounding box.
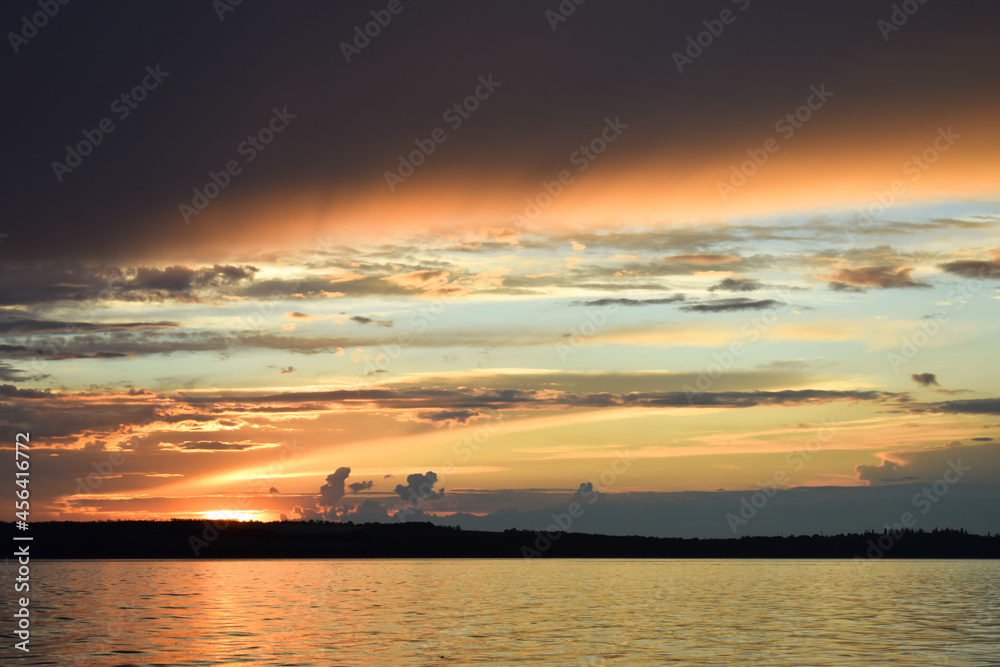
[819,265,929,289]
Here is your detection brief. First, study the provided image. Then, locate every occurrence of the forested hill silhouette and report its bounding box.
[9,521,1000,559]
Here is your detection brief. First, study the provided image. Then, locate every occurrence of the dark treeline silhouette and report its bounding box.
[8,521,1000,559]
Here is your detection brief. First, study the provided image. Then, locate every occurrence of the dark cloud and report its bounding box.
[350,315,393,327]
[409,484,1000,538]
[0,362,48,383]
[708,278,764,292]
[4,2,999,264]
[927,399,1000,415]
[269,487,280,494]
[828,282,867,293]
[292,505,325,521]
[680,298,782,313]
[172,386,901,413]
[175,441,262,451]
[122,265,258,293]
[343,499,390,523]
[0,383,901,447]
[394,472,444,507]
[319,468,352,507]
[911,373,939,387]
[0,265,257,305]
[575,295,685,307]
[348,480,374,493]
[407,409,485,427]
[938,259,1000,279]
[174,386,900,413]
[0,318,179,335]
[0,398,159,443]
[822,266,930,290]
[0,384,52,399]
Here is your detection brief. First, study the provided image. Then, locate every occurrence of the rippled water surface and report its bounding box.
[1,559,998,666]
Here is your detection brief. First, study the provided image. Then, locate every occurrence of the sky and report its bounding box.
[2,0,999,538]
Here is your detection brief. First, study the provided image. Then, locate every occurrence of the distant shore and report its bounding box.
[7,521,999,560]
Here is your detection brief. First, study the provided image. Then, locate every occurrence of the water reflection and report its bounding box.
[0,559,996,666]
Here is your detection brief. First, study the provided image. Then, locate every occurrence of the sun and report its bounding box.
[202,510,260,522]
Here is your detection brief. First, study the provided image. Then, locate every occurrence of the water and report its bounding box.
[1,559,998,666]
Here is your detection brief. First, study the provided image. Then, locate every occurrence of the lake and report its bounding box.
[1,559,998,665]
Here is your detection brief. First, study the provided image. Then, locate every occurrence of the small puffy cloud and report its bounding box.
[348,480,374,493]
[269,487,279,494]
[911,372,939,387]
[394,471,444,507]
[319,467,352,507]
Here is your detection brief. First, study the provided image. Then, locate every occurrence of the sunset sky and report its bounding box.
[3,1,999,537]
